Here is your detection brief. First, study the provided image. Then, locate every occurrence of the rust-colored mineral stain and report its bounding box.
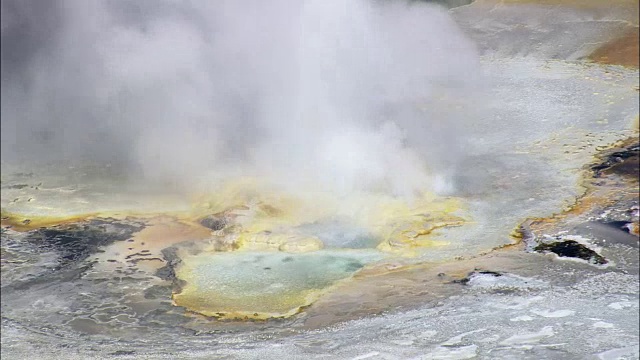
[132,216,212,249]
[301,250,532,329]
[91,215,214,274]
[589,29,640,68]
[629,221,640,236]
[531,181,633,234]
[0,210,98,232]
[530,138,639,234]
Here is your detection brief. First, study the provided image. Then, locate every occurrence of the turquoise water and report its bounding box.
[181,249,385,299]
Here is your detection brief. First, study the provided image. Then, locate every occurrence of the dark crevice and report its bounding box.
[591,143,639,178]
[535,240,608,265]
[451,270,503,285]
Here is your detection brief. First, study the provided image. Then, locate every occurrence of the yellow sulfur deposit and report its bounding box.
[189,178,467,254]
[171,179,468,319]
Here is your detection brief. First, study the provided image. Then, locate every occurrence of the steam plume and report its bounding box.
[1,0,481,198]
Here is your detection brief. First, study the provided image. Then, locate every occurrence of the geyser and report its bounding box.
[1,0,480,320]
[2,0,640,356]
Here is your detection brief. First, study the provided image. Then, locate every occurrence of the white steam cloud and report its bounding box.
[1,0,481,199]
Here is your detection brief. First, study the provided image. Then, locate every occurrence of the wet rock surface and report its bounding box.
[1,218,145,293]
[534,239,608,265]
[22,218,145,268]
[591,142,640,178]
